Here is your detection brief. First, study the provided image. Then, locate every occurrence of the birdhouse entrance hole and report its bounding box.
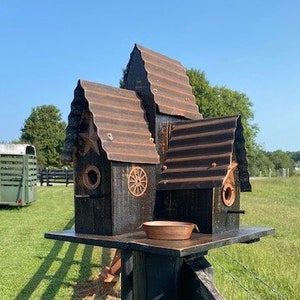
[82,165,101,190]
[222,183,235,206]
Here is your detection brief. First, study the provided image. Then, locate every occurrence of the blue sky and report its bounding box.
[1,0,299,151]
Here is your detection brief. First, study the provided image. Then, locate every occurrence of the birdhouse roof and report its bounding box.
[124,44,202,120]
[61,80,159,164]
[157,115,251,191]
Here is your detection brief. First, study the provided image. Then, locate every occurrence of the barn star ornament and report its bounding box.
[79,118,100,156]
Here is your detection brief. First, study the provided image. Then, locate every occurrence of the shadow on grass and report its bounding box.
[15,217,111,300]
[73,247,120,299]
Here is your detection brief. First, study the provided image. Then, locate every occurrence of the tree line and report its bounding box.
[15,69,298,176]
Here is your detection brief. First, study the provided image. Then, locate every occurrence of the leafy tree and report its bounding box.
[247,147,274,176]
[288,151,300,164]
[266,150,295,175]
[20,105,66,168]
[186,69,259,175]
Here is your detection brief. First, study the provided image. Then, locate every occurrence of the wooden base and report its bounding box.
[45,227,274,299]
[45,226,274,257]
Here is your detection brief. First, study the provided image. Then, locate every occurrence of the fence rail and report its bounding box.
[38,169,74,186]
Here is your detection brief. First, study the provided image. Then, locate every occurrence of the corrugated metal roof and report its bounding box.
[125,44,202,120]
[62,80,159,164]
[157,115,251,191]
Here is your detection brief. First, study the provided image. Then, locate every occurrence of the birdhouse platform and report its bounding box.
[45,226,274,299]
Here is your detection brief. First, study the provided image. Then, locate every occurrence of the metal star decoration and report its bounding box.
[79,118,100,156]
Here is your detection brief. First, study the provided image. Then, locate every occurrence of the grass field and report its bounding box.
[0,186,108,299]
[210,177,300,299]
[0,177,299,299]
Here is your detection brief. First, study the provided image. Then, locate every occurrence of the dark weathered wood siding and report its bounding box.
[155,172,241,234]
[111,162,156,235]
[74,148,112,235]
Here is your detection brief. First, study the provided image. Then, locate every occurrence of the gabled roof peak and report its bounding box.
[124,44,202,120]
[157,115,251,192]
[62,80,159,164]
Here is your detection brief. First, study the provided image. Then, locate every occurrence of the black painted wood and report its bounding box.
[45,226,274,257]
[121,250,134,300]
[183,256,224,299]
[45,227,274,299]
[155,186,242,234]
[133,251,184,300]
[73,148,156,235]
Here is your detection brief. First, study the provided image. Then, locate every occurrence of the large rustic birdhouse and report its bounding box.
[48,44,271,300]
[62,80,159,235]
[155,115,251,234]
[61,43,251,237]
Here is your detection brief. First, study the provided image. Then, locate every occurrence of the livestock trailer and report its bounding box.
[0,144,37,206]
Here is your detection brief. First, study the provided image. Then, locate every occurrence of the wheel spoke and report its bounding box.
[127,167,148,197]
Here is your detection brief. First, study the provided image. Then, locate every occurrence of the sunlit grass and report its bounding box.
[0,178,299,299]
[208,177,300,299]
[0,186,103,300]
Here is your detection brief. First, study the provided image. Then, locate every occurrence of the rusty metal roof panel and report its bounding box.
[62,80,159,165]
[157,115,251,191]
[125,44,202,120]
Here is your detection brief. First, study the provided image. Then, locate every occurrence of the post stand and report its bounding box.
[133,251,183,299]
[132,252,222,300]
[121,250,134,300]
[184,256,223,299]
[45,226,274,299]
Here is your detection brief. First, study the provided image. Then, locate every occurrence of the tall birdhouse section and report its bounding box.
[62,43,251,237]
[62,81,159,235]
[123,44,202,163]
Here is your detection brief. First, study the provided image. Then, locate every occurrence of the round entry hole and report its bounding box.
[222,183,235,207]
[82,165,101,190]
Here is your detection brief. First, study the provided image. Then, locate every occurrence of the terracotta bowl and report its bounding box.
[141,221,198,240]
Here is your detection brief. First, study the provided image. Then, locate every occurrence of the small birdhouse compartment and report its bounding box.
[155,115,251,234]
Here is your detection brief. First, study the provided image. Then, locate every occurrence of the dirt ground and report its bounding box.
[73,272,121,300]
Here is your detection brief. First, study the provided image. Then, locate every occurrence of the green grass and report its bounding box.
[209,177,300,299]
[0,186,107,300]
[0,178,299,299]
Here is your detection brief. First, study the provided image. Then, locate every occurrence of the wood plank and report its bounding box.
[45,226,275,257]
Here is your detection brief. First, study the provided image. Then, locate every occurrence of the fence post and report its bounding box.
[39,169,44,186]
[46,168,50,186]
[64,167,68,187]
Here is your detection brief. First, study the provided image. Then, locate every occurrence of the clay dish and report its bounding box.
[141,221,198,240]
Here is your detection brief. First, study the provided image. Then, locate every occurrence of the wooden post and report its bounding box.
[133,251,184,300]
[121,250,134,300]
[132,252,223,300]
[46,168,50,186]
[45,227,275,299]
[183,256,223,299]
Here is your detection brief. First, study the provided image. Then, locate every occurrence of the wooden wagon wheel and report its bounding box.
[127,167,148,197]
